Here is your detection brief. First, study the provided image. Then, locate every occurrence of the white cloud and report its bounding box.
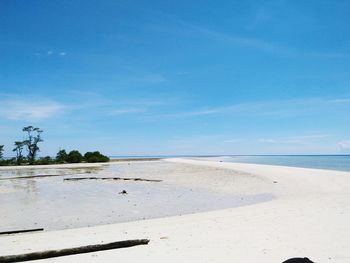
[59,52,67,56]
[338,140,350,150]
[47,51,53,55]
[0,99,66,121]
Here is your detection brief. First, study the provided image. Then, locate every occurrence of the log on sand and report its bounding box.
[0,174,72,180]
[0,239,150,262]
[0,228,44,236]
[64,177,162,182]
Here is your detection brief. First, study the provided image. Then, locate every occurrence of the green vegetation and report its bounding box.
[67,150,83,163]
[22,126,43,164]
[84,151,110,163]
[13,141,25,164]
[0,126,110,166]
[0,145,4,159]
[35,156,55,165]
[55,149,68,163]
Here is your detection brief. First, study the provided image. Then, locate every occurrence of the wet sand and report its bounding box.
[0,160,272,231]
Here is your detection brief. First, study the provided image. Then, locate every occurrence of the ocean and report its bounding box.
[109,155,350,172]
[211,155,350,172]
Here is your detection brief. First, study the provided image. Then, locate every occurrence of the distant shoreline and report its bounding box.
[110,157,162,162]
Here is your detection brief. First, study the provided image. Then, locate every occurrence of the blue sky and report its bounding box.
[1,0,350,156]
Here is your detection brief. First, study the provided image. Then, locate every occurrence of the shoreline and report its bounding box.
[0,158,161,170]
[0,162,107,170]
[110,157,162,162]
[1,156,350,173]
[1,158,350,262]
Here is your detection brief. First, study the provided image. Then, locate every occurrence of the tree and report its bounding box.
[0,145,4,159]
[66,150,83,163]
[35,156,54,165]
[22,126,43,164]
[56,149,68,163]
[84,151,110,163]
[13,141,25,164]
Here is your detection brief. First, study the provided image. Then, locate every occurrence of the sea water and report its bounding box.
[110,155,350,172]
[212,155,350,172]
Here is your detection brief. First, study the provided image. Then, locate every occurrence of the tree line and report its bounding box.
[0,126,109,166]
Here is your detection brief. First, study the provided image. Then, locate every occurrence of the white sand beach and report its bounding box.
[1,158,350,262]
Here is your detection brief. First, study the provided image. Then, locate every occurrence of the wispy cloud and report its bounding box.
[36,50,67,56]
[245,7,272,30]
[180,22,293,56]
[108,108,145,116]
[182,22,349,58]
[0,98,66,121]
[289,134,333,140]
[103,73,167,87]
[113,97,176,107]
[155,97,350,120]
[64,95,348,123]
[223,138,245,143]
[138,74,166,84]
[258,134,333,145]
[62,92,178,120]
[176,71,189,76]
[146,10,349,58]
[338,140,350,150]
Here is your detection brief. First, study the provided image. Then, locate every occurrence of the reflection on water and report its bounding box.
[0,166,104,178]
[0,162,273,231]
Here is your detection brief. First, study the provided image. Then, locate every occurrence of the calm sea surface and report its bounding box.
[212,155,350,172]
[110,155,350,172]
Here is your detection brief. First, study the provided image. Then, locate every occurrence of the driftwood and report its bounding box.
[64,177,162,182]
[0,228,44,236]
[283,258,315,263]
[0,239,150,262]
[0,174,70,180]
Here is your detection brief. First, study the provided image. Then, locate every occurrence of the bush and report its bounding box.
[66,150,83,163]
[55,149,68,163]
[0,145,4,159]
[0,158,16,166]
[84,151,110,163]
[35,156,54,165]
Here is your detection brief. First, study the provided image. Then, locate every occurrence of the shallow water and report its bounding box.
[199,155,350,172]
[0,162,273,231]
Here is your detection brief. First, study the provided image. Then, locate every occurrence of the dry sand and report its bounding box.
[1,158,350,262]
